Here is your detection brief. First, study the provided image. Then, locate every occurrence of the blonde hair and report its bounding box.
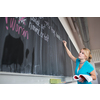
[82,48,92,62]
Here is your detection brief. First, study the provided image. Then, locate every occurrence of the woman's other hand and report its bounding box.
[78,76,85,83]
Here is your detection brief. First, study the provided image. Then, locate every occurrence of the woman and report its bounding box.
[63,40,96,84]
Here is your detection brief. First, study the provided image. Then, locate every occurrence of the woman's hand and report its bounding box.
[63,40,67,47]
[78,76,85,83]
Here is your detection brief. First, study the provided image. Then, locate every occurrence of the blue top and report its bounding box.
[75,58,94,84]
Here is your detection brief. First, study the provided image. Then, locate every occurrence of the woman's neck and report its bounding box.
[80,59,86,64]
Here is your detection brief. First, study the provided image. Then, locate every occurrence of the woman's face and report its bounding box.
[78,49,87,60]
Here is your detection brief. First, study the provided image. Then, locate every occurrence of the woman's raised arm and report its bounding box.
[63,40,77,63]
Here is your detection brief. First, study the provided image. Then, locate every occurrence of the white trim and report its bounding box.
[58,17,80,53]
[0,71,65,78]
[0,72,75,84]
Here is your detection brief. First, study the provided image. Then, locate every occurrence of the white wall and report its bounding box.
[91,49,100,84]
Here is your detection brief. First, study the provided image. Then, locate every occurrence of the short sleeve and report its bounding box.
[76,58,80,63]
[87,63,94,73]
